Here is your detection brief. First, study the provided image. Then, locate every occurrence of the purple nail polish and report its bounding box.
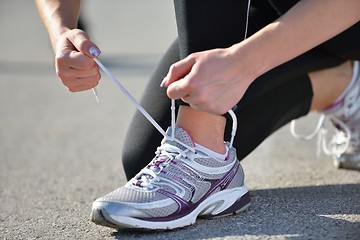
[89,47,101,57]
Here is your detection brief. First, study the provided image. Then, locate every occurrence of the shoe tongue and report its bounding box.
[165,127,195,150]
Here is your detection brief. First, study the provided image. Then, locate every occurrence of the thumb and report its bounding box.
[161,57,195,87]
[66,29,101,58]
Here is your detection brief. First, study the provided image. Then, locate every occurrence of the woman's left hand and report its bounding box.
[162,47,256,115]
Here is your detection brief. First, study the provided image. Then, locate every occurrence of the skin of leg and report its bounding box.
[309,60,352,111]
[176,106,227,154]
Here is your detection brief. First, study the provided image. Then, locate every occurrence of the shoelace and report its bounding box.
[290,61,360,158]
[93,58,239,192]
[290,114,351,157]
[129,143,194,189]
[89,0,254,153]
[93,58,238,150]
[91,0,254,149]
[92,0,252,190]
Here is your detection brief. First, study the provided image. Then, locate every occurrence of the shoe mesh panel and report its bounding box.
[182,161,231,180]
[159,163,212,203]
[191,181,211,203]
[227,161,244,189]
[140,202,179,217]
[156,171,192,201]
[99,187,167,203]
[193,155,235,172]
[176,128,195,148]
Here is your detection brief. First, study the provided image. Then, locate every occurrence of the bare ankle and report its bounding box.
[176,106,227,154]
[310,60,353,111]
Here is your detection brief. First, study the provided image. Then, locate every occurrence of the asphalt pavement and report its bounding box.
[0,1,359,239]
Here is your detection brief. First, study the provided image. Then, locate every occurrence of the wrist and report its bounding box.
[50,26,72,53]
[228,42,268,84]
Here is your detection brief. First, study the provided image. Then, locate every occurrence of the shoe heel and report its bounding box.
[201,191,251,219]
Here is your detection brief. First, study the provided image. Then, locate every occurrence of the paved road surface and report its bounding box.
[0,1,359,239]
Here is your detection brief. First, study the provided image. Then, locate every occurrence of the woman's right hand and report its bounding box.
[55,29,101,92]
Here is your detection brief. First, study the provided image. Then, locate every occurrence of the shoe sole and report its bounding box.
[90,186,250,231]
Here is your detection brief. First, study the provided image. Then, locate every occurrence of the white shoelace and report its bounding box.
[128,142,195,189]
[290,114,351,157]
[93,58,240,191]
[93,58,239,191]
[291,61,360,158]
[93,58,238,150]
[91,0,254,149]
[91,1,254,187]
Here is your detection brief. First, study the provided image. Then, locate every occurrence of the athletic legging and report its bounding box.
[122,0,360,180]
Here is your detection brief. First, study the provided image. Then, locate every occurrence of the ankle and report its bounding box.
[322,61,359,114]
[176,106,227,154]
[310,60,354,111]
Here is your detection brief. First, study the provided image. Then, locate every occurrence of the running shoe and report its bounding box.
[91,127,250,230]
[291,61,360,170]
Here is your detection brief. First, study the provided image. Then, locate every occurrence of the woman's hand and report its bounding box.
[55,29,101,92]
[162,0,360,116]
[162,47,256,115]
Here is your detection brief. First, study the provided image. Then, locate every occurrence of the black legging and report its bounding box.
[122,0,360,179]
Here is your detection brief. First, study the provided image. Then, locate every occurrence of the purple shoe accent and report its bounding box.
[322,99,344,112]
[200,161,240,200]
[135,162,243,222]
[91,127,249,230]
[139,189,195,222]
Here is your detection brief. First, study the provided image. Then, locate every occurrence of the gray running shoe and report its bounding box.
[91,127,250,230]
[291,61,360,170]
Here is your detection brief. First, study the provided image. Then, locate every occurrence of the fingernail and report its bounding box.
[89,47,101,57]
[160,77,168,87]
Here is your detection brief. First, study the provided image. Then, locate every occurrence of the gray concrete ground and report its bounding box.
[0,1,359,239]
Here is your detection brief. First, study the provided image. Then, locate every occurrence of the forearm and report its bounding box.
[35,0,81,52]
[232,0,360,78]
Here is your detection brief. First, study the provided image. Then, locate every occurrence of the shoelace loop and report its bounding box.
[290,114,352,157]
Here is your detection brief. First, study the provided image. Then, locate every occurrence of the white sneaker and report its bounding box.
[91,127,250,230]
[291,61,360,170]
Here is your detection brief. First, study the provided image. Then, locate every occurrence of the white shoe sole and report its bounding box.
[91,186,250,231]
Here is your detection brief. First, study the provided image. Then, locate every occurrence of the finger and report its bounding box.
[166,75,193,100]
[56,50,97,71]
[67,81,99,92]
[57,65,101,81]
[65,29,101,58]
[162,56,195,87]
[68,80,99,92]
[65,76,100,92]
[68,65,100,78]
[181,95,220,115]
[180,95,190,104]
[178,86,204,106]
